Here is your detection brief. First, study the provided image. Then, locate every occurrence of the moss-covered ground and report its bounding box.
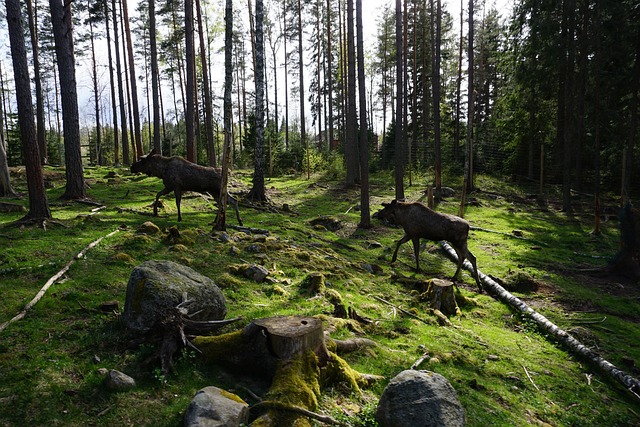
[0,165,639,426]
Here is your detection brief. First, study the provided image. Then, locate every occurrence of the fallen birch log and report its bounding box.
[0,229,120,334]
[440,241,640,399]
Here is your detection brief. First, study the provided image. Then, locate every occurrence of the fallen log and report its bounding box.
[440,241,640,399]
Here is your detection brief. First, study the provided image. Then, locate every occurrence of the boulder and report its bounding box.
[123,260,227,333]
[184,386,249,427]
[376,370,465,427]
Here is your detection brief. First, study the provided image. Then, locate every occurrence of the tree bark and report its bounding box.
[104,0,119,165]
[213,0,234,231]
[394,0,404,200]
[121,0,143,160]
[6,0,50,219]
[248,0,267,202]
[149,0,161,154]
[25,0,47,164]
[49,0,86,200]
[345,0,358,186]
[356,0,370,228]
[196,0,216,166]
[113,0,129,164]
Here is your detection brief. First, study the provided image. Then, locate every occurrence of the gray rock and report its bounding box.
[244,264,269,283]
[123,260,227,333]
[376,370,465,427]
[105,370,136,391]
[184,386,249,427]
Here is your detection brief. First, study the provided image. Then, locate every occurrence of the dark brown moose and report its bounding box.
[130,150,242,224]
[375,199,482,292]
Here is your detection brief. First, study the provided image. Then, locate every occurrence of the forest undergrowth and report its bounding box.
[0,165,639,426]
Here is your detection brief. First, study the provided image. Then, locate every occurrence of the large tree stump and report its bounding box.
[250,316,329,364]
[192,316,382,426]
[422,279,461,318]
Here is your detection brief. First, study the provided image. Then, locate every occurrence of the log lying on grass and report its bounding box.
[440,241,640,398]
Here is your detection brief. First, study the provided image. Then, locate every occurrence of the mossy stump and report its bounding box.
[193,315,381,426]
[423,278,461,318]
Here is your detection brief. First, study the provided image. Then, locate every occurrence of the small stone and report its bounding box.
[105,370,136,391]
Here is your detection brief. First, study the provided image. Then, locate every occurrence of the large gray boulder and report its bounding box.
[376,370,465,427]
[184,386,249,427]
[123,260,227,333]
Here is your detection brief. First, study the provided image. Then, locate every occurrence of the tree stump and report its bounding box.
[423,279,461,318]
[192,316,382,426]
[250,316,329,365]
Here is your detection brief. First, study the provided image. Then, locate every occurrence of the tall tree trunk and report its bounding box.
[356,0,369,228]
[622,28,640,206]
[283,1,289,150]
[213,0,234,231]
[25,0,47,164]
[454,0,463,162]
[196,0,216,166]
[394,0,404,200]
[562,0,576,212]
[113,0,129,164]
[149,0,161,154]
[184,0,196,162]
[326,0,334,152]
[248,0,266,201]
[88,18,102,165]
[49,0,86,200]
[460,0,474,215]
[432,0,442,198]
[104,0,119,165]
[121,0,143,160]
[297,0,306,146]
[0,61,15,197]
[345,0,358,186]
[6,0,51,218]
[0,110,16,196]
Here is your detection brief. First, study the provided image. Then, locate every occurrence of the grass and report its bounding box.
[1,165,639,426]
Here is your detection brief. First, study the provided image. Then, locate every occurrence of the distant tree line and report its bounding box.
[0,0,638,223]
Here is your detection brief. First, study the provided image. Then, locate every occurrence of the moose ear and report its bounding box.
[381,202,390,207]
[149,148,158,156]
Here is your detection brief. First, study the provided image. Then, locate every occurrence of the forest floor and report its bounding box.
[0,165,639,426]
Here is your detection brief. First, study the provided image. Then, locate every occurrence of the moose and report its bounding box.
[375,199,482,292]
[130,150,242,224]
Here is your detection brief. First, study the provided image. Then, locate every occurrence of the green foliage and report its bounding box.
[0,167,639,426]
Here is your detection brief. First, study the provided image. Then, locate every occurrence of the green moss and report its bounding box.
[320,352,363,395]
[252,351,320,427]
[218,389,247,405]
[192,330,244,361]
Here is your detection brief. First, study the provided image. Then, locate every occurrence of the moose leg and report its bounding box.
[174,190,183,222]
[391,234,411,264]
[452,245,465,280]
[466,250,482,292]
[154,187,172,216]
[228,194,243,225]
[412,237,421,271]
